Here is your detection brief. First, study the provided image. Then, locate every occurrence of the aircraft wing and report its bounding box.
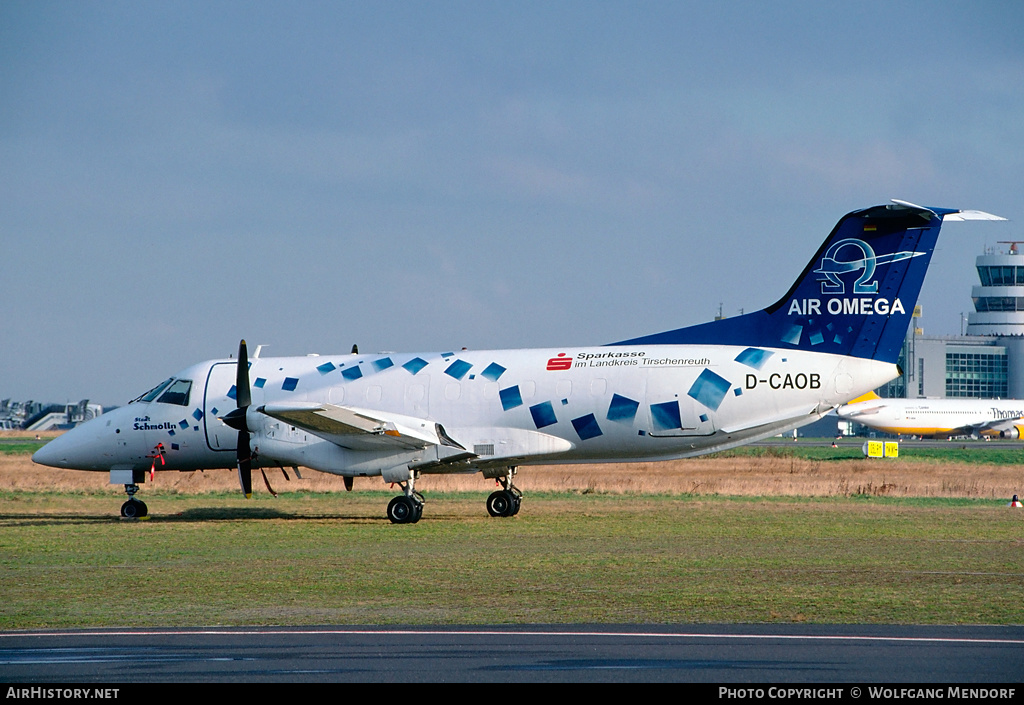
[257,402,447,451]
[256,403,576,469]
[958,415,1024,437]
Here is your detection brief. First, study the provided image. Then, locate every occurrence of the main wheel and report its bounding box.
[387,496,419,524]
[486,490,515,517]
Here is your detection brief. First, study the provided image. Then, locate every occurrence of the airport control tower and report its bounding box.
[966,241,1024,336]
[886,242,1024,400]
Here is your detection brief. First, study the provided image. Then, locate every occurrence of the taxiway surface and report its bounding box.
[3,624,1022,683]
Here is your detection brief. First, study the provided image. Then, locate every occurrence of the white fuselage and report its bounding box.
[37,343,897,478]
[837,397,1024,437]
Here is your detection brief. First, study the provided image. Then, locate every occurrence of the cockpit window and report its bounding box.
[157,379,192,406]
[132,378,174,404]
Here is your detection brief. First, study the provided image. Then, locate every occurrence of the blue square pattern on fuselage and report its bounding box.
[481,362,506,381]
[499,386,523,411]
[572,413,603,440]
[445,359,473,380]
[530,401,557,429]
[403,357,428,375]
[650,401,681,431]
[734,347,773,370]
[607,393,640,424]
[687,368,730,411]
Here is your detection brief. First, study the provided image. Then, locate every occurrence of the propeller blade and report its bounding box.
[237,429,252,498]
[236,339,252,409]
[235,339,253,498]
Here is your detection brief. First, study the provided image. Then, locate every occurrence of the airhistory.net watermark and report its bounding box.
[6,689,119,700]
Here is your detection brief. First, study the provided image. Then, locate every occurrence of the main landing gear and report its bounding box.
[385,466,523,523]
[387,493,424,524]
[486,467,521,518]
[387,474,424,524]
[120,483,148,520]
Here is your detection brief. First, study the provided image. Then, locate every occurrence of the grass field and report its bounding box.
[2,435,1022,629]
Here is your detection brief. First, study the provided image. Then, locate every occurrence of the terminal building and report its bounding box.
[880,242,1024,401]
[0,399,104,431]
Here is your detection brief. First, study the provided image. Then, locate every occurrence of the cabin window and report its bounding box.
[556,380,572,400]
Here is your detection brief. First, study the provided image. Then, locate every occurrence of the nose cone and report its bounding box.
[31,412,124,471]
[32,425,88,468]
[32,432,70,465]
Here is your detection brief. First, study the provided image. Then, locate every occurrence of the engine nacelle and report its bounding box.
[998,426,1024,439]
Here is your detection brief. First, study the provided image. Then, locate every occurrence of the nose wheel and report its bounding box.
[120,484,148,520]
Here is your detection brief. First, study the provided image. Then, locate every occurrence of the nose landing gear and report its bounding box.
[120,483,149,520]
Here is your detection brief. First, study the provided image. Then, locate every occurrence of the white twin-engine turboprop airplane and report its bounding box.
[33,201,1004,522]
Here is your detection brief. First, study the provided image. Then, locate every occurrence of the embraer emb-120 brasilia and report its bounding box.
[33,201,1004,522]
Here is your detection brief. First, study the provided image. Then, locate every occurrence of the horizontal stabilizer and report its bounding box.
[940,210,1007,222]
[719,406,824,435]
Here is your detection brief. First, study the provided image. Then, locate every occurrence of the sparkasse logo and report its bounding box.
[546,353,573,371]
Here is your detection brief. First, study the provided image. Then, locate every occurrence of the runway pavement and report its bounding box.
[2,624,1022,683]
[754,438,1024,450]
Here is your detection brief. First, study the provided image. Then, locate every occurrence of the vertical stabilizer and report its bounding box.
[613,202,1001,364]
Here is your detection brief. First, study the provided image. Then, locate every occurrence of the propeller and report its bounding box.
[220,339,253,498]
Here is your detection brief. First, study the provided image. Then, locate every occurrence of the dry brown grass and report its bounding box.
[0,429,62,439]
[3,448,1021,499]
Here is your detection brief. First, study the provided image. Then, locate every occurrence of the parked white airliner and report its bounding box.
[32,201,1004,522]
[837,391,1024,438]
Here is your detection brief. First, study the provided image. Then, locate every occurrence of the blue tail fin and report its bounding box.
[613,201,960,364]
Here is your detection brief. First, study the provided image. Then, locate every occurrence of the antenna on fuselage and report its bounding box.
[351,344,359,354]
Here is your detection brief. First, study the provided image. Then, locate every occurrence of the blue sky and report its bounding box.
[2,1,1022,405]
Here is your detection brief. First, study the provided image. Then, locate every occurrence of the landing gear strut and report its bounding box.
[387,474,424,524]
[120,483,148,519]
[486,467,521,518]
